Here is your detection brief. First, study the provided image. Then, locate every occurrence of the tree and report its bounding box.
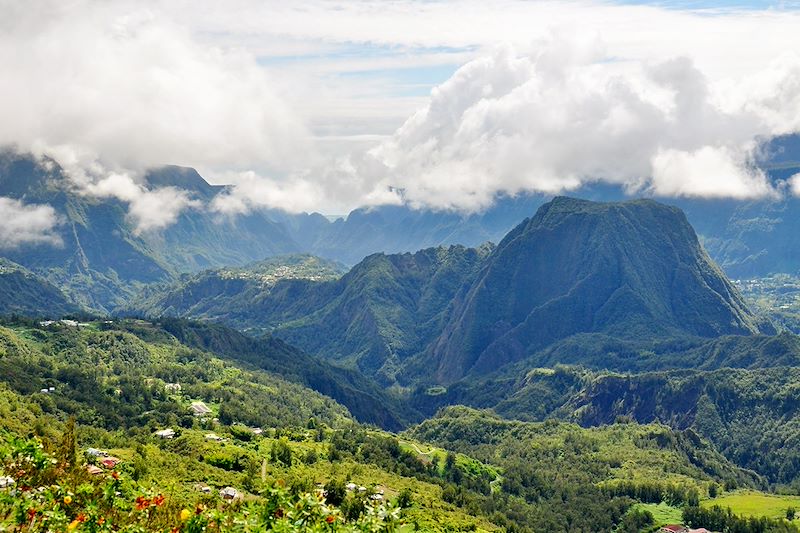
[325,478,346,506]
[397,487,413,509]
[57,416,78,470]
[270,439,292,466]
[788,507,796,521]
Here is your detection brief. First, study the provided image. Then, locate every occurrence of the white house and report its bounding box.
[155,428,176,439]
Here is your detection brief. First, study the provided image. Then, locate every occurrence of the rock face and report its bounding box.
[431,197,766,383]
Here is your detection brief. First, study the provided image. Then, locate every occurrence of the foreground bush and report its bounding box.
[0,433,400,532]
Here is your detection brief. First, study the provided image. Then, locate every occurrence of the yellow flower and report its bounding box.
[67,519,80,530]
[63,495,72,505]
[180,509,191,521]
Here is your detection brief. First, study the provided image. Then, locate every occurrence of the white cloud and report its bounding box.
[84,172,201,234]
[339,42,800,211]
[788,173,800,196]
[650,147,774,199]
[210,171,324,215]
[5,1,800,219]
[0,0,308,227]
[0,197,61,249]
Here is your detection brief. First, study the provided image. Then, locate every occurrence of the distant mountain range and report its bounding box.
[3,135,800,313]
[127,197,779,391]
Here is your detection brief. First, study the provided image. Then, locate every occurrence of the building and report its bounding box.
[85,465,103,476]
[189,401,212,416]
[101,457,120,469]
[220,487,240,500]
[155,428,176,439]
[86,448,109,457]
[165,383,182,393]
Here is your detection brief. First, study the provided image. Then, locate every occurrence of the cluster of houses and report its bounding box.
[193,483,240,501]
[344,482,385,501]
[84,448,121,475]
[39,319,89,328]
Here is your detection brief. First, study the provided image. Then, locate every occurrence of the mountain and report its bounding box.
[0,150,170,310]
[429,197,769,383]
[124,254,346,326]
[130,197,779,389]
[0,151,302,311]
[5,135,800,318]
[0,258,80,316]
[302,197,546,265]
[150,318,417,429]
[130,246,493,386]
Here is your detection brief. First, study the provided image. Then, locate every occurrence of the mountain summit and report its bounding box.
[431,197,768,383]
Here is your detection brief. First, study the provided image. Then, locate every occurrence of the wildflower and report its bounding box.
[63,495,72,505]
[111,471,119,480]
[326,515,335,524]
[153,494,165,506]
[26,508,36,521]
[76,513,87,523]
[97,517,105,525]
[195,503,204,515]
[67,519,80,530]
[135,496,151,510]
[180,509,191,521]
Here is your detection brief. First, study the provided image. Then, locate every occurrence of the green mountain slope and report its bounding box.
[410,362,800,488]
[0,259,80,317]
[130,245,492,386]
[124,254,346,324]
[430,197,770,383]
[565,367,800,487]
[0,151,301,312]
[0,318,767,532]
[154,319,417,429]
[0,319,351,431]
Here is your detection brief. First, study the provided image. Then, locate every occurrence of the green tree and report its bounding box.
[57,416,78,470]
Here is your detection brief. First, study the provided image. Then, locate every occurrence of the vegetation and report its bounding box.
[702,491,800,521]
[0,259,78,317]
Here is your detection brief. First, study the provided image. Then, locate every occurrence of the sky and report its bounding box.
[3,0,800,242]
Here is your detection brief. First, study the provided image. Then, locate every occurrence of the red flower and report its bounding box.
[325,515,335,524]
[26,508,36,521]
[153,494,165,507]
[111,471,119,480]
[135,496,151,510]
[97,517,105,525]
[76,513,87,523]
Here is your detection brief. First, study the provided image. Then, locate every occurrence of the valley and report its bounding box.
[5,172,800,531]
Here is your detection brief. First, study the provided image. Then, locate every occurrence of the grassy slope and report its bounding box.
[702,491,800,521]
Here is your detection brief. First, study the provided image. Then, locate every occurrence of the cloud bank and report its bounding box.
[0,198,61,249]
[4,0,800,227]
[0,0,308,231]
[317,43,800,211]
